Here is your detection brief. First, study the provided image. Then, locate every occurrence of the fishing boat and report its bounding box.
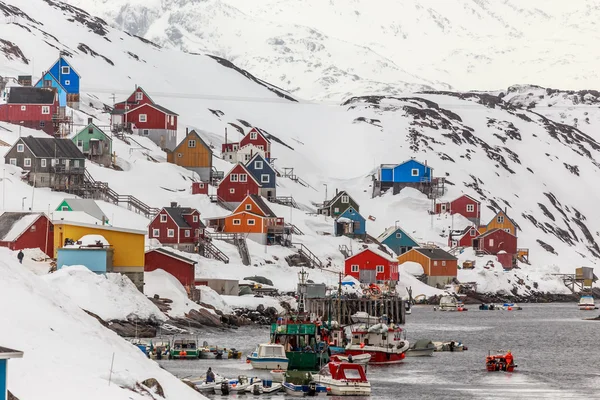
[247,343,289,370]
[148,341,170,360]
[433,341,466,352]
[501,303,523,311]
[169,338,201,359]
[486,351,516,372]
[311,361,371,396]
[329,353,371,366]
[438,295,467,311]
[406,340,436,357]
[270,319,329,371]
[345,323,409,364]
[579,295,596,311]
[479,303,499,310]
[282,381,329,397]
[350,311,379,324]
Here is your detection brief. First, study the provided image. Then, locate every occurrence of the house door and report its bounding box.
[267,190,273,198]
[359,269,376,284]
[441,204,447,212]
[472,239,479,249]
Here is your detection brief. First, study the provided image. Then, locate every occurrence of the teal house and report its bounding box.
[377,226,420,256]
[0,346,23,400]
[334,207,366,239]
[34,71,67,107]
[72,118,112,166]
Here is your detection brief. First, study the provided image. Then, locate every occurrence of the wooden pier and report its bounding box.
[305,297,405,325]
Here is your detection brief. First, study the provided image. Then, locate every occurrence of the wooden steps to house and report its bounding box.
[268,196,301,210]
[285,223,304,235]
[197,237,229,264]
[208,195,236,211]
[338,244,353,259]
[206,232,250,266]
[288,243,323,269]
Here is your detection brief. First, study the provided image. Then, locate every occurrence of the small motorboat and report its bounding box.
[579,295,597,311]
[216,376,261,395]
[329,353,371,366]
[247,343,289,370]
[169,339,200,359]
[486,351,516,372]
[501,303,523,311]
[185,375,226,393]
[282,381,328,397]
[438,295,467,311]
[311,361,371,396]
[270,369,286,382]
[479,303,498,311]
[247,379,283,395]
[432,341,466,352]
[406,340,435,357]
[199,347,217,359]
[350,311,379,324]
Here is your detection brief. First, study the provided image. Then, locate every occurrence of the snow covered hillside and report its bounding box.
[68,0,600,99]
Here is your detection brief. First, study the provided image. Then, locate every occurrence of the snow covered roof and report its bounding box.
[52,220,145,235]
[377,226,420,244]
[0,346,24,360]
[413,247,457,261]
[146,247,197,265]
[59,199,108,222]
[0,212,43,242]
[347,247,396,262]
[52,211,104,226]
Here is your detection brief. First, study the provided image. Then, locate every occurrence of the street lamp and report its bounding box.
[21,197,27,210]
[395,220,399,229]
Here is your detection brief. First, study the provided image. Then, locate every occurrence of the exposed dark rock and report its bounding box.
[43,0,108,36]
[563,163,580,176]
[141,378,165,397]
[77,43,114,65]
[209,109,225,118]
[237,119,252,127]
[537,239,557,254]
[0,2,40,24]
[187,308,222,327]
[538,203,556,221]
[7,391,19,400]
[134,34,161,48]
[0,39,29,64]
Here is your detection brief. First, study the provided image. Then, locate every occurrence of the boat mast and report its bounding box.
[337,272,342,325]
[298,268,308,314]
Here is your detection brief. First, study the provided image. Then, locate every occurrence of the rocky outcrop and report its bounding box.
[141,378,165,397]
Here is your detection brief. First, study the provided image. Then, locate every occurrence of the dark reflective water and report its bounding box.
[159,303,600,399]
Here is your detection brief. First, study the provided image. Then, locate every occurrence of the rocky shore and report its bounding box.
[424,289,600,305]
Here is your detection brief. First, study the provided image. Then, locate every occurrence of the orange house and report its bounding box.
[397,247,458,288]
[166,129,213,181]
[205,195,288,245]
[478,210,517,236]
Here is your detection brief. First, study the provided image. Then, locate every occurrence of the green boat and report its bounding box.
[270,321,329,372]
[168,339,200,359]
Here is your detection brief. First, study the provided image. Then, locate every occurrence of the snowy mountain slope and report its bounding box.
[68,0,600,99]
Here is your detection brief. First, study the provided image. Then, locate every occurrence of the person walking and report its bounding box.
[17,250,24,264]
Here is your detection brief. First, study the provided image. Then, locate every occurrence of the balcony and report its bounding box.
[51,165,85,174]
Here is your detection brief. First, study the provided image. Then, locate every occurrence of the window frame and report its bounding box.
[376,265,385,273]
[261,174,270,183]
[193,215,198,222]
[16,144,24,153]
[185,230,191,237]
[41,106,50,115]
[239,174,247,182]
[20,106,26,111]
[233,219,241,226]
[411,168,419,176]
[442,261,446,266]
[152,228,160,237]
[497,216,505,223]
[255,161,263,169]
[24,158,31,167]
[250,131,257,140]
[229,188,235,194]
[247,219,256,226]
[41,159,47,168]
[188,140,196,148]
[396,232,402,239]
[466,204,475,212]
[135,91,143,101]
[160,214,167,223]
[61,66,70,75]
[351,264,359,272]
[341,195,349,204]
[9,158,16,165]
[167,229,175,238]
[230,173,238,182]
[139,114,147,123]
[245,204,252,211]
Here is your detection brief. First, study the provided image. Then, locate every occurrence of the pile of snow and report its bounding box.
[0,248,205,399]
[43,266,166,322]
[144,269,202,317]
[221,295,285,313]
[197,285,233,314]
[401,261,425,276]
[63,234,110,248]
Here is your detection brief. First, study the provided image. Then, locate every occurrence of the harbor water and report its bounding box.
[158,303,600,399]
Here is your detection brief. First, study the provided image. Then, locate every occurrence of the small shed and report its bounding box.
[0,212,54,257]
[192,181,209,195]
[57,235,113,273]
[145,247,197,288]
[196,278,239,296]
[334,207,366,239]
[0,346,24,400]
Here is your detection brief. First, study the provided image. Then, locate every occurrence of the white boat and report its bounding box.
[312,361,371,396]
[350,311,379,324]
[579,295,596,311]
[185,375,226,393]
[438,296,467,311]
[247,343,289,370]
[199,347,217,359]
[246,381,283,395]
[330,353,371,366]
[215,376,261,395]
[406,340,435,357]
[432,341,465,352]
[282,381,328,397]
[270,369,286,382]
[345,323,409,364]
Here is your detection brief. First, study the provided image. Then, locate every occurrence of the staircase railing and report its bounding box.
[339,244,352,259]
[197,237,229,264]
[292,242,323,269]
[208,195,236,211]
[285,223,304,235]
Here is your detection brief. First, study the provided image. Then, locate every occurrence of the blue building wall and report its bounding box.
[381,228,419,255]
[48,57,80,95]
[334,207,366,236]
[34,72,67,107]
[57,248,108,273]
[380,168,393,182]
[0,359,6,400]
[392,160,432,183]
[245,154,276,188]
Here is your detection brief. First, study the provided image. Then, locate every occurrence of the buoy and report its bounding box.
[360,343,365,349]
[507,306,513,311]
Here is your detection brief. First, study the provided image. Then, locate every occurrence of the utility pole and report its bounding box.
[337,272,342,324]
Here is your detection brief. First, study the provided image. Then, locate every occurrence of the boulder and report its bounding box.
[187,308,222,327]
[141,378,165,397]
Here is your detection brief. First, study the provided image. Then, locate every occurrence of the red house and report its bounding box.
[113,86,154,110]
[192,181,209,195]
[344,248,399,283]
[0,212,54,257]
[148,203,205,253]
[448,225,479,248]
[473,228,517,268]
[216,163,261,206]
[436,194,481,224]
[0,87,58,136]
[222,127,272,161]
[144,247,197,288]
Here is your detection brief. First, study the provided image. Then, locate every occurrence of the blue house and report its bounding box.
[0,346,23,400]
[377,226,420,256]
[46,56,80,108]
[334,207,366,238]
[34,71,67,107]
[57,239,114,274]
[245,153,276,198]
[379,159,432,183]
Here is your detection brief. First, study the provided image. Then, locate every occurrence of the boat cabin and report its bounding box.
[254,344,286,358]
[349,324,403,348]
[319,361,368,382]
[270,321,329,371]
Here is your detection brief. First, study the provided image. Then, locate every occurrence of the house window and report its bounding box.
[185,230,190,237]
[167,229,175,237]
[341,195,349,203]
[16,144,24,152]
[160,214,167,223]
[411,168,419,176]
[24,158,31,167]
[248,219,255,225]
[152,229,160,237]
[258,145,264,150]
[40,177,45,183]
[139,114,147,123]
[396,233,402,238]
[261,174,269,183]
[199,183,204,188]
[20,106,26,111]
[77,140,83,147]
[9,158,16,165]
[233,145,238,150]
[41,159,46,168]
[88,127,93,134]
[466,204,475,212]
[245,204,252,211]
[193,215,198,222]
[239,174,247,182]
[497,216,504,223]
[30,225,36,232]
[40,121,46,128]
[250,131,257,140]
[334,207,339,213]
[143,130,149,135]
[42,106,50,114]
[61,66,70,74]
[188,140,196,148]
[64,80,70,85]
[230,174,238,182]
[73,160,80,167]
[177,153,182,158]
[442,261,446,266]
[233,219,241,225]
[136,91,143,101]
[245,154,251,161]
[489,239,494,246]
[504,228,510,233]
[255,161,263,169]
[351,265,359,272]
[433,261,438,266]
[229,188,235,193]
[376,265,384,273]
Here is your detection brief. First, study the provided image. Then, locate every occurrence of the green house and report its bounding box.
[72,119,112,166]
[318,190,360,217]
[55,198,109,224]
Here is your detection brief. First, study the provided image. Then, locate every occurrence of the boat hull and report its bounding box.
[406,348,434,357]
[249,358,289,370]
[345,349,405,364]
[327,383,371,396]
[282,382,328,397]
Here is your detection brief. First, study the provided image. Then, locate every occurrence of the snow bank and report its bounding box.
[0,248,206,399]
[197,285,233,314]
[221,295,285,313]
[144,269,202,317]
[402,261,425,276]
[43,266,166,322]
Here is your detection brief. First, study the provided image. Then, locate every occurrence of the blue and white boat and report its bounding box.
[248,343,289,370]
[282,381,328,397]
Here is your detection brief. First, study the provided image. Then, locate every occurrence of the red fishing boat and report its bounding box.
[486,351,516,372]
[345,323,409,364]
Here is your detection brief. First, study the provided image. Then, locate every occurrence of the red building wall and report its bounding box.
[240,129,270,159]
[449,227,479,247]
[192,182,209,195]
[429,259,458,277]
[435,195,480,222]
[217,165,261,203]
[497,253,516,269]
[0,215,54,257]
[148,210,180,244]
[114,88,154,110]
[344,249,399,281]
[182,211,204,242]
[144,251,195,287]
[125,104,176,130]
[479,229,517,255]
[0,102,57,136]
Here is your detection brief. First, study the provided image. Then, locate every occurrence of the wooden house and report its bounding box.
[217,163,262,207]
[145,247,197,288]
[377,226,420,256]
[72,118,112,166]
[55,198,109,224]
[148,203,204,253]
[479,209,518,236]
[448,225,479,248]
[0,87,59,135]
[57,235,114,274]
[397,247,458,288]
[373,159,444,199]
[245,153,276,198]
[42,55,80,108]
[222,127,272,161]
[34,71,67,108]
[0,212,54,257]
[435,194,481,224]
[344,248,399,284]
[113,86,154,110]
[334,207,366,239]
[205,194,287,245]
[166,130,213,181]
[318,190,359,217]
[474,228,518,268]
[191,181,209,195]
[5,136,85,190]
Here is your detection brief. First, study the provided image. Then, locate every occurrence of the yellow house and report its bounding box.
[478,210,517,236]
[53,221,146,290]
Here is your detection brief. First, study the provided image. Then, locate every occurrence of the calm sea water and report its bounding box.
[158,303,600,400]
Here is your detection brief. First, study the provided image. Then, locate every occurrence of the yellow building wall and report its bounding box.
[486,211,516,236]
[397,249,432,276]
[54,223,145,269]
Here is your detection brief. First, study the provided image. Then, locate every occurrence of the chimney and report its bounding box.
[225,127,228,144]
[504,207,507,213]
[186,128,189,134]
[336,188,339,195]
[101,215,106,225]
[88,117,93,125]
[170,202,178,208]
